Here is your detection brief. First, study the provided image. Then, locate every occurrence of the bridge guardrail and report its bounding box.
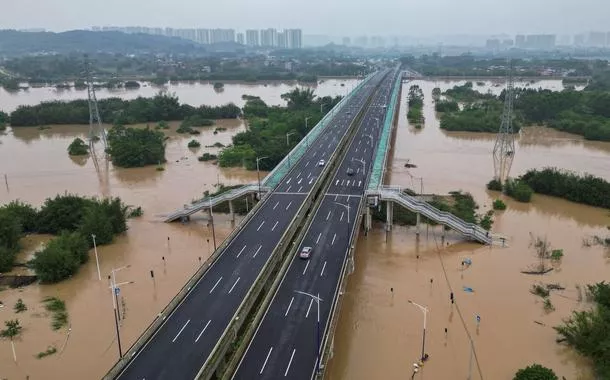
[195,71,383,380]
[263,72,377,189]
[104,180,276,379]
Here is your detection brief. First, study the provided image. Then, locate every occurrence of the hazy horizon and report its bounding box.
[1,0,609,36]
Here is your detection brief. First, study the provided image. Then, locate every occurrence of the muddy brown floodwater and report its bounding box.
[0,120,261,379]
[325,80,610,380]
[0,79,608,380]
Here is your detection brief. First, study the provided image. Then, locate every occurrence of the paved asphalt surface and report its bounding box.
[115,71,389,380]
[232,69,399,380]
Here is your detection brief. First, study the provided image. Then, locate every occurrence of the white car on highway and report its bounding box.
[318,159,325,167]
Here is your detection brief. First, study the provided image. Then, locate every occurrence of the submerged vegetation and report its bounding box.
[107,125,166,168]
[407,85,424,128]
[42,297,69,330]
[555,282,610,378]
[67,137,89,156]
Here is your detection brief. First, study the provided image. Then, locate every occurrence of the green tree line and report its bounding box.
[218,88,341,171]
[9,93,240,127]
[407,85,424,127]
[0,110,9,129]
[0,195,134,282]
[520,168,610,209]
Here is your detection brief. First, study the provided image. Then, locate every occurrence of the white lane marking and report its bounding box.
[340,211,344,222]
[305,161,310,167]
[257,221,265,231]
[260,347,273,374]
[355,148,358,152]
[303,260,310,275]
[286,185,292,192]
[309,178,313,185]
[358,180,362,187]
[326,211,331,221]
[335,179,339,185]
[286,201,292,210]
[364,148,367,154]
[209,277,222,293]
[253,245,262,258]
[285,297,294,317]
[298,178,302,184]
[307,172,312,178]
[195,320,211,343]
[286,178,291,184]
[237,245,247,258]
[341,180,345,186]
[298,186,303,192]
[346,180,350,186]
[331,233,336,245]
[284,349,296,377]
[305,298,313,318]
[321,261,327,276]
[357,167,360,174]
[272,221,279,231]
[172,320,190,342]
[334,194,338,201]
[228,277,240,294]
[273,201,279,210]
[297,171,302,178]
[317,232,322,243]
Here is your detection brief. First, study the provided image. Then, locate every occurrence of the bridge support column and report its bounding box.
[385,201,393,231]
[364,207,372,234]
[229,200,235,222]
[415,213,421,235]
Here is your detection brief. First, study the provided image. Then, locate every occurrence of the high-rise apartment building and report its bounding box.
[236,33,245,45]
[588,32,606,46]
[210,29,235,44]
[286,29,303,49]
[260,28,277,47]
[515,35,526,48]
[277,32,287,48]
[246,29,260,46]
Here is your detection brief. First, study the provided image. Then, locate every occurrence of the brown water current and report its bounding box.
[0,79,608,379]
[324,80,610,380]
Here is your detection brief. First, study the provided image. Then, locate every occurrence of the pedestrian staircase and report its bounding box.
[367,186,507,245]
[163,184,269,222]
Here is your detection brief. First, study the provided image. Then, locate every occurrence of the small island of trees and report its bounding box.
[106,125,166,168]
[0,195,139,282]
[67,137,89,156]
[407,85,424,128]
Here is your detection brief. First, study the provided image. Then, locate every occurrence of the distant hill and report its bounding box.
[0,30,206,56]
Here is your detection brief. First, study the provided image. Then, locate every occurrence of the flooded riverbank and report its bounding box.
[325,80,610,379]
[0,78,608,379]
[0,78,360,113]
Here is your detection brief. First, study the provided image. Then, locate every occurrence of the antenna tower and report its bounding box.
[492,62,516,184]
[84,55,107,151]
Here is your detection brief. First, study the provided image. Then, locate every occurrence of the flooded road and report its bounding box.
[325,79,610,380]
[0,78,359,113]
[0,79,608,379]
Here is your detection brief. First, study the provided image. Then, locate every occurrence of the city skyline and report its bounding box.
[1,0,609,36]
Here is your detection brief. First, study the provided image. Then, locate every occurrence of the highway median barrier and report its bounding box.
[197,76,382,380]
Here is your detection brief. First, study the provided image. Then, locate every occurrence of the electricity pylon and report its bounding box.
[492,62,516,185]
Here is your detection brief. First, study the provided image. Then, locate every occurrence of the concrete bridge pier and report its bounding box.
[229,200,235,222]
[364,207,372,234]
[415,212,421,235]
[385,201,393,232]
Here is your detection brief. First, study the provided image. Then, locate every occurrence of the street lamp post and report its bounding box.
[109,266,133,359]
[408,300,429,362]
[295,291,323,374]
[286,132,296,168]
[305,117,312,149]
[209,196,217,251]
[256,156,269,200]
[320,102,328,114]
[91,234,101,281]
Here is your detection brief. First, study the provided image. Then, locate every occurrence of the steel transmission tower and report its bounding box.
[83,55,110,197]
[84,55,107,151]
[492,63,516,184]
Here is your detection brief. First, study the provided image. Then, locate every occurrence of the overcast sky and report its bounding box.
[1,0,608,36]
